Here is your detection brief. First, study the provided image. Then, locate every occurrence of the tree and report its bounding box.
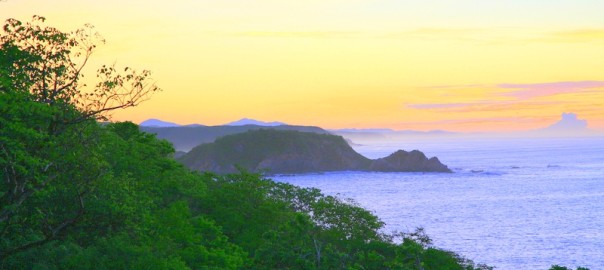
[0,15,160,124]
[0,120,247,269]
[0,16,159,259]
[0,90,102,260]
[549,266,590,270]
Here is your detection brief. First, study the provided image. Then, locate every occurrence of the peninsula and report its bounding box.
[177,129,451,174]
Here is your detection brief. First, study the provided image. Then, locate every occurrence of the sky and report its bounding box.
[2,0,604,132]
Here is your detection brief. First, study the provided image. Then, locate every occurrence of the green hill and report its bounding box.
[178,129,451,174]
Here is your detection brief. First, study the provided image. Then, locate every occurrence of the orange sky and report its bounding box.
[2,0,604,131]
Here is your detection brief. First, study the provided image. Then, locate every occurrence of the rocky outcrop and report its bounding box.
[369,150,451,172]
[178,129,451,174]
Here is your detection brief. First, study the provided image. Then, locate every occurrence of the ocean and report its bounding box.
[274,136,604,269]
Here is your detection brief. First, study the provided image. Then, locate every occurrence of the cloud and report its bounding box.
[214,27,604,45]
[387,28,604,45]
[221,28,493,42]
[405,100,565,113]
[498,81,604,99]
[543,112,588,131]
[403,81,604,131]
[399,116,544,127]
[384,28,482,38]
[225,31,362,39]
[420,84,487,89]
[405,103,475,110]
[405,80,604,113]
[535,29,604,43]
[224,28,484,41]
[434,117,542,125]
[449,101,565,113]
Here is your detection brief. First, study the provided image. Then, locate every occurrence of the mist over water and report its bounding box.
[274,136,604,269]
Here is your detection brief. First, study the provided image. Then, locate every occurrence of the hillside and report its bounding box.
[178,129,451,174]
[140,124,328,151]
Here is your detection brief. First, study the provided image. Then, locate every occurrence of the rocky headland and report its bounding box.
[177,129,451,174]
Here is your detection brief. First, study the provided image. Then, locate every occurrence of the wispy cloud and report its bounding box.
[406,102,476,110]
[405,100,565,113]
[224,31,362,39]
[420,84,487,89]
[498,81,604,99]
[385,28,604,45]
[212,27,604,45]
[534,29,604,43]
[397,116,546,131]
[450,101,566,113]
[382,28,486,41]
[406,80,604,114]
[220,28,496,42]
[429,116,543,125]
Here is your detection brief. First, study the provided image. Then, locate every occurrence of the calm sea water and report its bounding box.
[274,136,604,270]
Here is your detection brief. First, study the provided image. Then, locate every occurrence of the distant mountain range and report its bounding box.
[140,118,183,127]
[140,123,327,152]
[139,113,600,153]
[141,113,597,137]
[139,118,286,128]
[225,118,286,126]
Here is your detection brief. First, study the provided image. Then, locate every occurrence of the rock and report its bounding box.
[370,150,451,173]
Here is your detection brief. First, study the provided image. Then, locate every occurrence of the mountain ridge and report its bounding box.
[140,118,182,127]
[225,118,286,126]
[141,124,329,152]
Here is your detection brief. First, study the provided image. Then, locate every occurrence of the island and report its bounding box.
[177,129,452,174]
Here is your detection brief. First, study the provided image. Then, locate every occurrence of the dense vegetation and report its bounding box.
[0,115,490,269]
[0,16,589,270]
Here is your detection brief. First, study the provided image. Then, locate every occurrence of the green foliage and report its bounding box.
[199,171,295,252]
[196,170,491,270]
[0,15,160,121]
[1,110,247,269]
[549,266,590,270]
[0,89,103,259]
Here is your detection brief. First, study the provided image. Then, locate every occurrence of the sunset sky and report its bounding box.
[3,0,604,131]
